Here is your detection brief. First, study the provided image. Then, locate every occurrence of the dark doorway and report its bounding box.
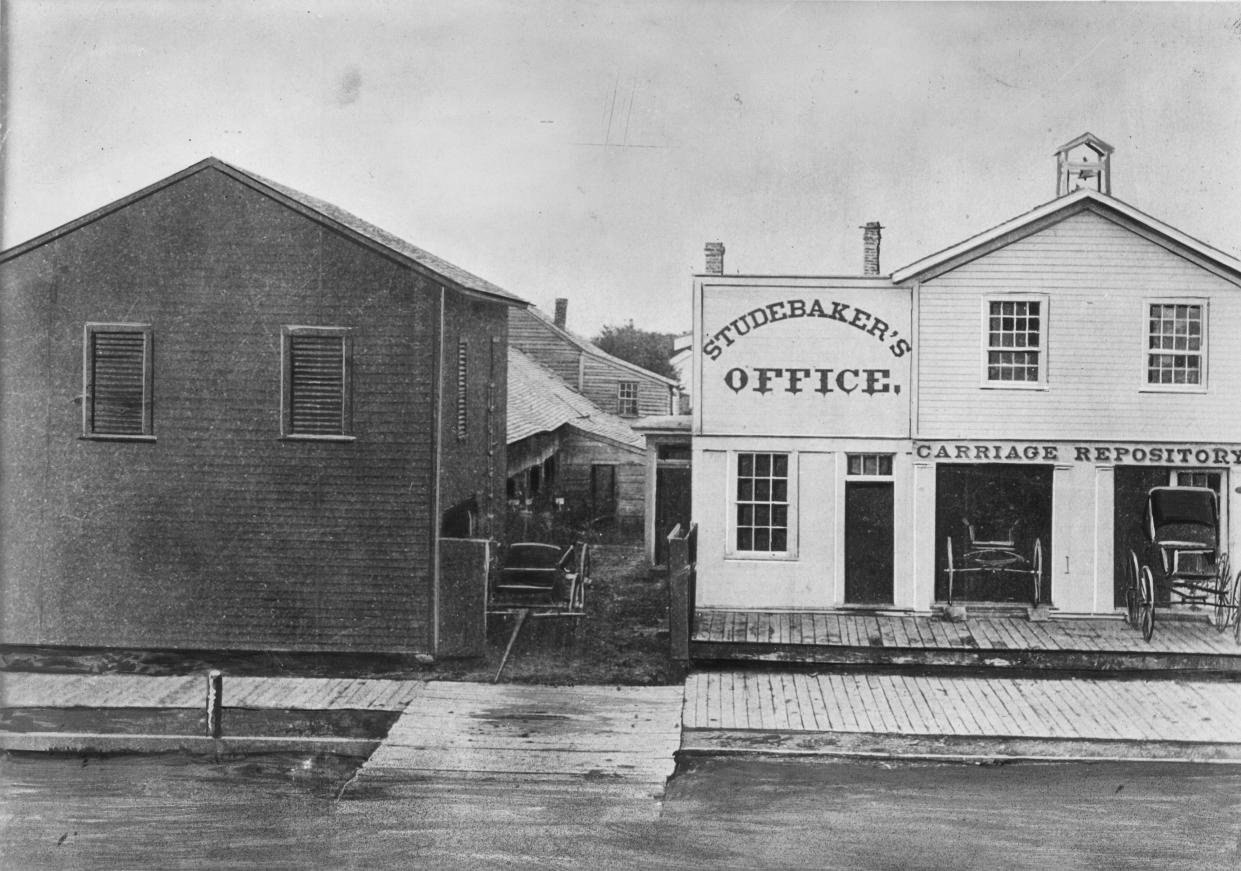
[590,464,617,522]
[934,464,1053,603]
[845,481,895,604]
[1113,466,1173,608]
[655,465,692,566]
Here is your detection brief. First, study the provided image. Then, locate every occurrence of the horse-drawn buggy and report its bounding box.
[944,520,1044,606]
[1126,486,1240,642]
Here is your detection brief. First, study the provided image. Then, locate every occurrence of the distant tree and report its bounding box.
[592,321,678,380]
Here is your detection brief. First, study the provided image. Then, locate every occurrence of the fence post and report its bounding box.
[667,524,691,661]
[206,669,223,739]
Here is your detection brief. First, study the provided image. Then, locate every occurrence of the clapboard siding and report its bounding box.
[508,309,582,386]
[917,212,1241,440]
[0,167,501,654]
[580,355,672,418]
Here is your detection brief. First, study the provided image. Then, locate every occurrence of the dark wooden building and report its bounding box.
[0,158,525,657]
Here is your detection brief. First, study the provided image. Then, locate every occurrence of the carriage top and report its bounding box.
[1145,486,1218,549]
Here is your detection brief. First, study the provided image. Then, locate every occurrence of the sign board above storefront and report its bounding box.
[699,285,912,437]
[915,441,1241,466]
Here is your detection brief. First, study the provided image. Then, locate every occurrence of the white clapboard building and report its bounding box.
[691,134,1241,616]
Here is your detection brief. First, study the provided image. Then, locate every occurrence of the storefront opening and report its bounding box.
[935,464,1053,604]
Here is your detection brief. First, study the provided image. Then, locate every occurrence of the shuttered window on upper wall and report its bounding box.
[456,340,468,440]
[84,324,153,438]
[283,327,352,438]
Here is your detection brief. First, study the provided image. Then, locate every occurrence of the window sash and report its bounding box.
[84,324,152,437]
[283,327,351,437]
[617,380,639,416]
[1146,302,1204,387]
[985,299,1043,383]
[734,451,790,554]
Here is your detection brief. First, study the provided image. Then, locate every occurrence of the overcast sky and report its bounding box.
[5,1,1241,336]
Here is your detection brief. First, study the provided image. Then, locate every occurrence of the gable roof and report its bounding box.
[516,305,680,388]
[507,348,644,451]
[0,157,527,306]
[892,188,1241,286]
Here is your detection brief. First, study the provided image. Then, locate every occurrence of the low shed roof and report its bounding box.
[507,348,644,451]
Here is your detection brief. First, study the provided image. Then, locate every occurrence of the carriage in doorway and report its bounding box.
[1127,486,1241,642]
[944,519,1044,606]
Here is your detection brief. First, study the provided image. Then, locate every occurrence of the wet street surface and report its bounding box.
[2,751,1240,870]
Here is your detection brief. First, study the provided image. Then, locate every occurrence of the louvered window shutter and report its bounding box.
[288,333,347,435]
[89,329,150,435]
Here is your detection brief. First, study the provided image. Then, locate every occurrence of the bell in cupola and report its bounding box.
[1055,133,1113,196]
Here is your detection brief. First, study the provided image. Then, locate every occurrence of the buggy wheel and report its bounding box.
[1233,570,1241,645]
[1031,538,1044,606]
[1127,550,1142,628]
[945,536,956,605]
[1215,553,1232,633]
[1139,565,1156,642]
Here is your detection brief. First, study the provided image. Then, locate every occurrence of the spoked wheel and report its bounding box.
[1031,538,1044,606]
[1232,569,1241,645]
[1126,550,1141,628]
[1139,565,1156,642]
[945,536,956,605]
[1214,553,1231,633]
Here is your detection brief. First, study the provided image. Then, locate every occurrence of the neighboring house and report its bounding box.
[509,299,679,419]
[691,133,1241,617]
[506,348,645,526]
[507,298,679,528]
[0,157,525,658]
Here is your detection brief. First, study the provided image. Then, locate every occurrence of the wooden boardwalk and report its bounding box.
[682,670,1241,760]
[0,674,421,711]
[355,681,684,798]
[691,610,1241,671]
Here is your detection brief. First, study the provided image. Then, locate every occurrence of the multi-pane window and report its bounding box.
[283,327,351,437]
[1146,302,1204,387]
[985,299,1043,383]
[84,324,153,437]
[847,454,893,476]
[617,380,639,416]
[1175,470,1222,493]
[736,452,789,553]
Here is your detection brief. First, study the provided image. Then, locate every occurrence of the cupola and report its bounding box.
[1055,132,1113,196]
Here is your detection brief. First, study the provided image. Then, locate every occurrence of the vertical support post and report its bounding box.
[206,669,223,739]
[667,524,691,661]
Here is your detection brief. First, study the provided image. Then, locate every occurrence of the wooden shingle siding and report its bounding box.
[0,168,439,653]
[437,292,509,539]
[917,212,1241,440]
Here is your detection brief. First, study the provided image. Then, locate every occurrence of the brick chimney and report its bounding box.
[704,242,725,275]
[861,222,883,276]
[553,298,568,329]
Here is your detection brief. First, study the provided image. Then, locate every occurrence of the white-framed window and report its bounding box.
[282,326,353,439]
[1144,300,1206,390]
[617,380,639,416]
[846,453,893,477]
[728,451,797,559]
[982,296,1046,387]
[83,323,154,439]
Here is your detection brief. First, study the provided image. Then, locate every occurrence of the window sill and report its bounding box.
[281,434,357,442]
[723,552,799,563]
[978,382,1049,391]
[1139,385,1208,395]
[80,434,156,442]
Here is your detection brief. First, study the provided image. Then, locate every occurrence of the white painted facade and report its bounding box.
[692,185,1241,616]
